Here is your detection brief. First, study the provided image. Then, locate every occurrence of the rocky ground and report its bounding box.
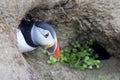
[24,48,120,80]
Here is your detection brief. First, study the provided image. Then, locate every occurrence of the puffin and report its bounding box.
[17,20,60,59]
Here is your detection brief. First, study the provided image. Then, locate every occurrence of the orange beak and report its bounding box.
[51,41,60,59]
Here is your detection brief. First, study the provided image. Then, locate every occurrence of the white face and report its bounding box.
[31,25,55,48]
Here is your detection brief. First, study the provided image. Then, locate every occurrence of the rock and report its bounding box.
[0,0,67,80]
[27,0,120,58]
[25,48,120,80]
[76,0,120,58]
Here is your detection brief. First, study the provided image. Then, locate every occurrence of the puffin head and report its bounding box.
[31,22,60,59]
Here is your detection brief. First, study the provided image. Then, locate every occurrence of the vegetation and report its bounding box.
[47,40,101,70]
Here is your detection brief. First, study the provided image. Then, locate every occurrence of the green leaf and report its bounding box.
[47,60,52,64]
[83,64,87,68]
[88,66,93,69]
[72,48,77,53]
[60,50,64,53]
[85,56,90,61]
[96,65,100,69]
[47,56,58,64]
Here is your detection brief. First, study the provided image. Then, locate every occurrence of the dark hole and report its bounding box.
[90,42,111,60]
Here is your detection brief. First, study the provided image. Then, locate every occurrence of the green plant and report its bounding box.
[47,56,58,64]
[47,40,101,70]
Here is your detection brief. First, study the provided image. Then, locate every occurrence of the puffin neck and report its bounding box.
[19,21,38,47]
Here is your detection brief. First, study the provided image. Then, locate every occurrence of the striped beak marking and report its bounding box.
[51,41,60,59]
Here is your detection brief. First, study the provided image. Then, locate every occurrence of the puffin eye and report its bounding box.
[44,33,49,38]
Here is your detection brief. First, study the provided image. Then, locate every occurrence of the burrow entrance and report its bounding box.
[18,7,113,63]
[90,42,111,60]
[17,6,120,80]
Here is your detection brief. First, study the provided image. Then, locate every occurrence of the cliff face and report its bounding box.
[76,0,120,58]
[0,0,120,79]
[0,0,62,79]
[28,0,120,58]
